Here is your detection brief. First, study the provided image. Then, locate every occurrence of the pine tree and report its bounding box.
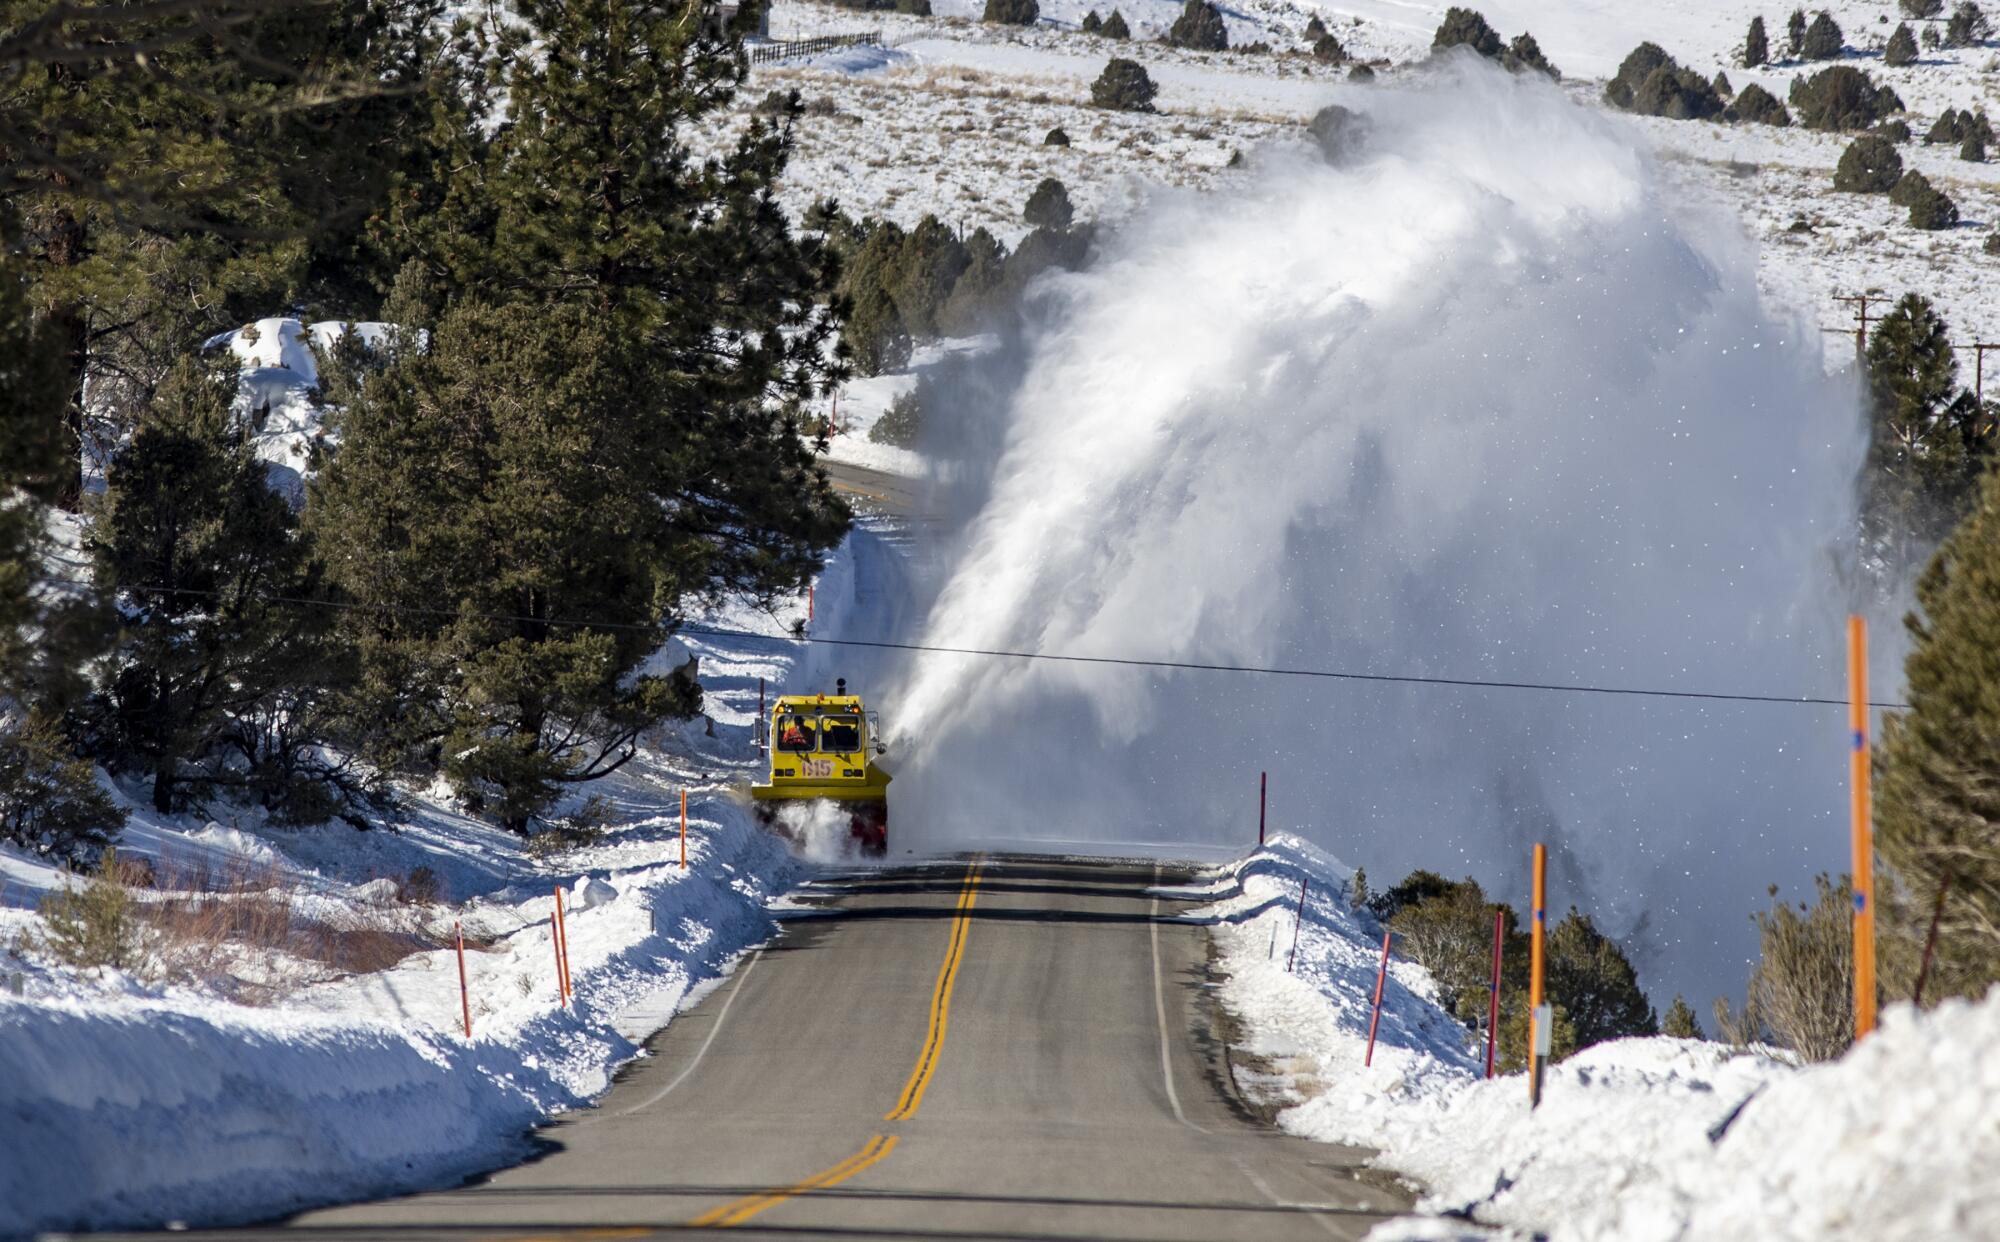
[310,0,849,829]
[1303,14,1328,42]
[91,358,345,817]
[890,216,970,340]
[1834,134,1905,191]
[1432,7,1502,57]
[1091,57,1157,110]
[1745,15,1770,66]
[1102,9,1131,38]
[1712,70,1734,97]
[0,711,123,859]
[1945,0,1992,46]
[1789,66,1905,130]
[1503,32,1560,78]
[982,0,1039,24]
[1859,293,1989,575]
[1081,9,1102,33]
[1788,8,1808,55]
[1662,995,1704,1039]
[1879,462,2000,1004]
[937,228,1009,336]
[1887,22,1920,65]
[1545,909,1659,1047]
[1802,11,1844,58]
[1023,178,1076,230]
[1168,0,1228,51]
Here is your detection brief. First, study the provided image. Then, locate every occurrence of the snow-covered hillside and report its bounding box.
[1192,838,2000,1241]
[750,0,2000,383]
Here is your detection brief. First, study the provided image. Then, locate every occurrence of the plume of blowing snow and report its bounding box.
[888,61,1866,1002]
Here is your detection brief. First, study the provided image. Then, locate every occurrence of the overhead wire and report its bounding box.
[131,583,1910,711]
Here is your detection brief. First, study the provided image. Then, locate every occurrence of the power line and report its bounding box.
[136,583,1910,711]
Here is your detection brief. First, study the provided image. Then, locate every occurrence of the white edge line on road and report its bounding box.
[619,947,764,1116]
[1149,868,1206,1135]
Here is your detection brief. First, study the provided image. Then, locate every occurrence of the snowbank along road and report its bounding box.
[96,856,1409,1240]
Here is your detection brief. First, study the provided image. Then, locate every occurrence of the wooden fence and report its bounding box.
[748,31,882,65]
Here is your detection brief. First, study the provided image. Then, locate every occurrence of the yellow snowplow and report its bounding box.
[749,679,891,853]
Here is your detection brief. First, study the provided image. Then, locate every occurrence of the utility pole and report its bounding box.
[1967,341,1997,410]
[1834,293,1884,364]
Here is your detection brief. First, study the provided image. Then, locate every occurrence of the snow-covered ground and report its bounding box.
[1186,837,2000,1241]
[749,0,2000,390]
[0,511,893,1236]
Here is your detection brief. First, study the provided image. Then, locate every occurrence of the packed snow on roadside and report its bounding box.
[0,534,875,1238]
[1187,836,2000,1241]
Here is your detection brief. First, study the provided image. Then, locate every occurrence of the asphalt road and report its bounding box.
[212,857,1407,1241]
[824,459,933,521]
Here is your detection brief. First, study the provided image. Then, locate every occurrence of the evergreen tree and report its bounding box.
[1545,909,1659,1047]
[982,0,1040,24]
[1834,134,1905,190]
[1081,9,1102,33]
[1314,33,1348,62]
[1945,0,1992,46]
[1102,9,1131,38]
[1432,7,1503,57]
[891,216,970,340]
[1727,82,1793,125]
[1964,131,1989,161]
[1168,0,1228,51]
[839,222,913,375]
[1503,32,1560,78]
[90,359,347,817]
[312,0,850,829]
[1745,15,1770,66]
[1746,876,1854,1061]
[1091,57,1158,110]
[1902,0,1944,15]
[2,0,454,506]
[0,710,122,859]
[1801,11,1844,58]
[1879,463,2000,1004]
[1303,14,1328,42]
[1023,178,1076,231]
[1713,70,1734,97]
[1887,21,1921,64]
[1662,995,1704,1039]
[1788,8,1808,55]
[1789,66,1904,130]
[937,228,1009,336]
[1859,293,1989,575]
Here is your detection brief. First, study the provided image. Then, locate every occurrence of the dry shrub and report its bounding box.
[395,864,443,906]
[1746,874,1855,1062]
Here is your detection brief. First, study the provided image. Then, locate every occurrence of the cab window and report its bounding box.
[820,715,862,753]
[775,714,816,753]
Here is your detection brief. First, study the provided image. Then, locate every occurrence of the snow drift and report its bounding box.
[890,59,1866,1004]
[1200,838,2000,1242]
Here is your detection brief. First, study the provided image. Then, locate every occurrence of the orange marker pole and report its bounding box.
[549,891,568,1009]
[808,584,815,623]
[1850,615,1877,1040]
[1528,843,1547,1108]
[680,788,689,870]
[553,885,574,1009]
[455,920,472,1039]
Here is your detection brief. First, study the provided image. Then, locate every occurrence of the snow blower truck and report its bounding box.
[749,679,892,854]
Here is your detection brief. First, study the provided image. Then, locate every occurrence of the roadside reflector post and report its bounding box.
[680,788,689,870]
[553,885,574,1009]
[1285,878,1309,973]
[455,920,472,1039]
[1850,615,1878,1040]
[1528,842,1547,1109]
[808,584,815,624]
[1363,931,1392,1067]
[1258,771,1267,846]
[1485,910,1504,1079]
[757,677,766,752]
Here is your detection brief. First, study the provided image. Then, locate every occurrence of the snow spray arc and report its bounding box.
[887,59,1866,1005]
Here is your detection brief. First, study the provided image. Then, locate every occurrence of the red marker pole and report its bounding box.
[550,891,569,1009]
[680,788,689,870]
[808,584,815,624]
[1258,771,1267,846]
[1363,931,1392,1066]
[1485,910,1504,1079]
[553,885,574,1009]
[455,920,472,1039]
[1285,878,1310,973]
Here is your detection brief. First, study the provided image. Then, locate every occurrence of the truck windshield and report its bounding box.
[819,715,862,753]
[774,714,816,753]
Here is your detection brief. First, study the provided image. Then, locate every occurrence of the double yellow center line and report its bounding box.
[690,860,983,1230]
[886,861,982,1121]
